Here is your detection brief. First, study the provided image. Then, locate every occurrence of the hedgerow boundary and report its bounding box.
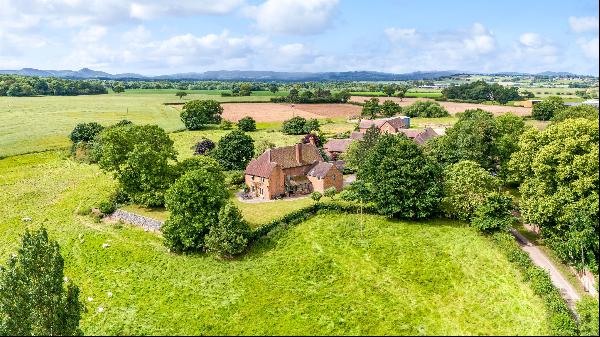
[250,201,579,336]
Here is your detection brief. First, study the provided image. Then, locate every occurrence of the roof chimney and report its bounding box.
[295,143,302,163]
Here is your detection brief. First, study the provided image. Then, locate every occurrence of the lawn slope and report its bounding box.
[0,151,549,335]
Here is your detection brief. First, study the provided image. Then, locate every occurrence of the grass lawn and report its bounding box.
[0,91,283,158]
[0,150,551,335]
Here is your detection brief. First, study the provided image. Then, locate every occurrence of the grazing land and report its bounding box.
[0,150,550,335]
[349,96,533,116]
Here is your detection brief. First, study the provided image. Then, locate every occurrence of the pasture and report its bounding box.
[0,150,550,335]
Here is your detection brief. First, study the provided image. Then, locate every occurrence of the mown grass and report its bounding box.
[0,150,550,335]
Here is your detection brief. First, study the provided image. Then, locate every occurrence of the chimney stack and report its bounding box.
[295,143,302,163]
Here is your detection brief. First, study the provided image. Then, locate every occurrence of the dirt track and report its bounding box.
[350,96,532,116]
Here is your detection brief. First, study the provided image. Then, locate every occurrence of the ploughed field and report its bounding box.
[0,150,551,335]
[350,96,533,116]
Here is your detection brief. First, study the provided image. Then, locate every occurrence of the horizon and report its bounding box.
[1,0,598,76]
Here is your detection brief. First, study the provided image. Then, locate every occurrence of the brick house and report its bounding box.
[244,143,343,200]
[323,138,354,160]
[358,116,411,134]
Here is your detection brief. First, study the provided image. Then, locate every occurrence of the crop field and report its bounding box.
[0,150,550,335]
[349,96,533,116]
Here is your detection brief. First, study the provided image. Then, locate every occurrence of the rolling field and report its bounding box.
[0,150,551,335]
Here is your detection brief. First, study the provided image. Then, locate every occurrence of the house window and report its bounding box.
[332,174,336,181]
[261,177,265,183]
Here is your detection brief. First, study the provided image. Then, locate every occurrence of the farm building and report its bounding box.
[323,138,354,160]
[244,143,342,200]
[358,116,411,134]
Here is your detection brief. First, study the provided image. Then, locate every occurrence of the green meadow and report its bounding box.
[0,151,550,335]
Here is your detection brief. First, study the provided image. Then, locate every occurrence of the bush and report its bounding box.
[471,192,516,233]
[576,296,599,336]
[304,119,320,133]
[205,202,251,257]
[180,100,223,130]
[220,119,233,130]
[403,101,449,118]
[69,122,104,143]
[237,116,257,132]
[97,200,116,214]
[174,156,223,178]
[162,169,228,253]
[310,191,323,202]
[380,100,402,117]
[324,187,337,199]
[193,138,215,155]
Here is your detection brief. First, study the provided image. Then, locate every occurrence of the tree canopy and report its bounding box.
[211,130,255,170]
[532,96,564,121]
[0,228,83,336]
[442,80,522,104]
[180,100,224,130]
[358,134,443,219]
[403,101,449,118]
[509,118,599,271]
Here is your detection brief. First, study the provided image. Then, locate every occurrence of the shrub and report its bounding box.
[180,99,223,130]
[220,119,233,130]
[205,202,251,257]
[193,138,215,155]
[174,156,223,178]
[237,116,257,132]
[97,199,116,214]
[471,192,516,233]
[162,169,228,253]
[576,296,599,336]
[304,119,320,133]
[212,130,255,171]
[404,101,449,118]
[282,116,308,135]
[310,191,323,202]
[324,187,337,199]
[254,139,275,158]
[69,122,104,143]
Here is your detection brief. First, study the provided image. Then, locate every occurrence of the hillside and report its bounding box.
[0,151,550,335]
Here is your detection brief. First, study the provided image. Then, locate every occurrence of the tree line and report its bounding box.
[442,80,522,104]
[0,75,107,96]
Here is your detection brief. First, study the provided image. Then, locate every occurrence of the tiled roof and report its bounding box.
[324,139,353,153]
[414,127,440,145]
[350,131,364,140]
[397,129,423,138]
[359,116,409,130]
[245,143,323,178]
[306,162,335,179]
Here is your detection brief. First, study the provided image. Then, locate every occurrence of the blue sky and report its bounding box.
[0,0,598,75]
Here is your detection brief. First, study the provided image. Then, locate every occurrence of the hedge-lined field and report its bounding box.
[0,150,550,335]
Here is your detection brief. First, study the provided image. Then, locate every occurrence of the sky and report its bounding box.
[0,0,598,75]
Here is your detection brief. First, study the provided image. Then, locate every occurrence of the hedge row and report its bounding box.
[491,232,578,336]
[270,97,346,104]
[251,201,376,239]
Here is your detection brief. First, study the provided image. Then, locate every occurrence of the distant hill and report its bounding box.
[0,68,593,81]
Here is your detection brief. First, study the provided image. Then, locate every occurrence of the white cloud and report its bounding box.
[568,16,599,33]
[73,26,107,44]
[250,0,339,35]
[519,33,543,48]
[384,28,420,45]
[129,0,245,20]
[577,37,599,60]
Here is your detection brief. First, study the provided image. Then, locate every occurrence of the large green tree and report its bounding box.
[380,100,402,117]
[162,168,229,253]
[494,113,527,181]
[403,101,449,118]
[509,118,599,271]
[180,100,223,130]
[532,96,564,121]
[212,130,255,170]
[0,228,83,336]
[343,125,380,171]
[361,98,380,119]
[551,104,599,123]
[441,160,499,221]
[426,109,498,170]
[94,124,178,207]
[359,134,443,219]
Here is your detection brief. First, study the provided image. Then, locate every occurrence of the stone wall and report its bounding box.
[110,209,163,232]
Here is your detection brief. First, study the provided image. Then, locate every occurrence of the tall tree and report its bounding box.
[180,100,224,130]
[0,228,83,336]
[211,130,255,170]
[361,98,380,119]
[532,96,564,121]
[359,134,443,219]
